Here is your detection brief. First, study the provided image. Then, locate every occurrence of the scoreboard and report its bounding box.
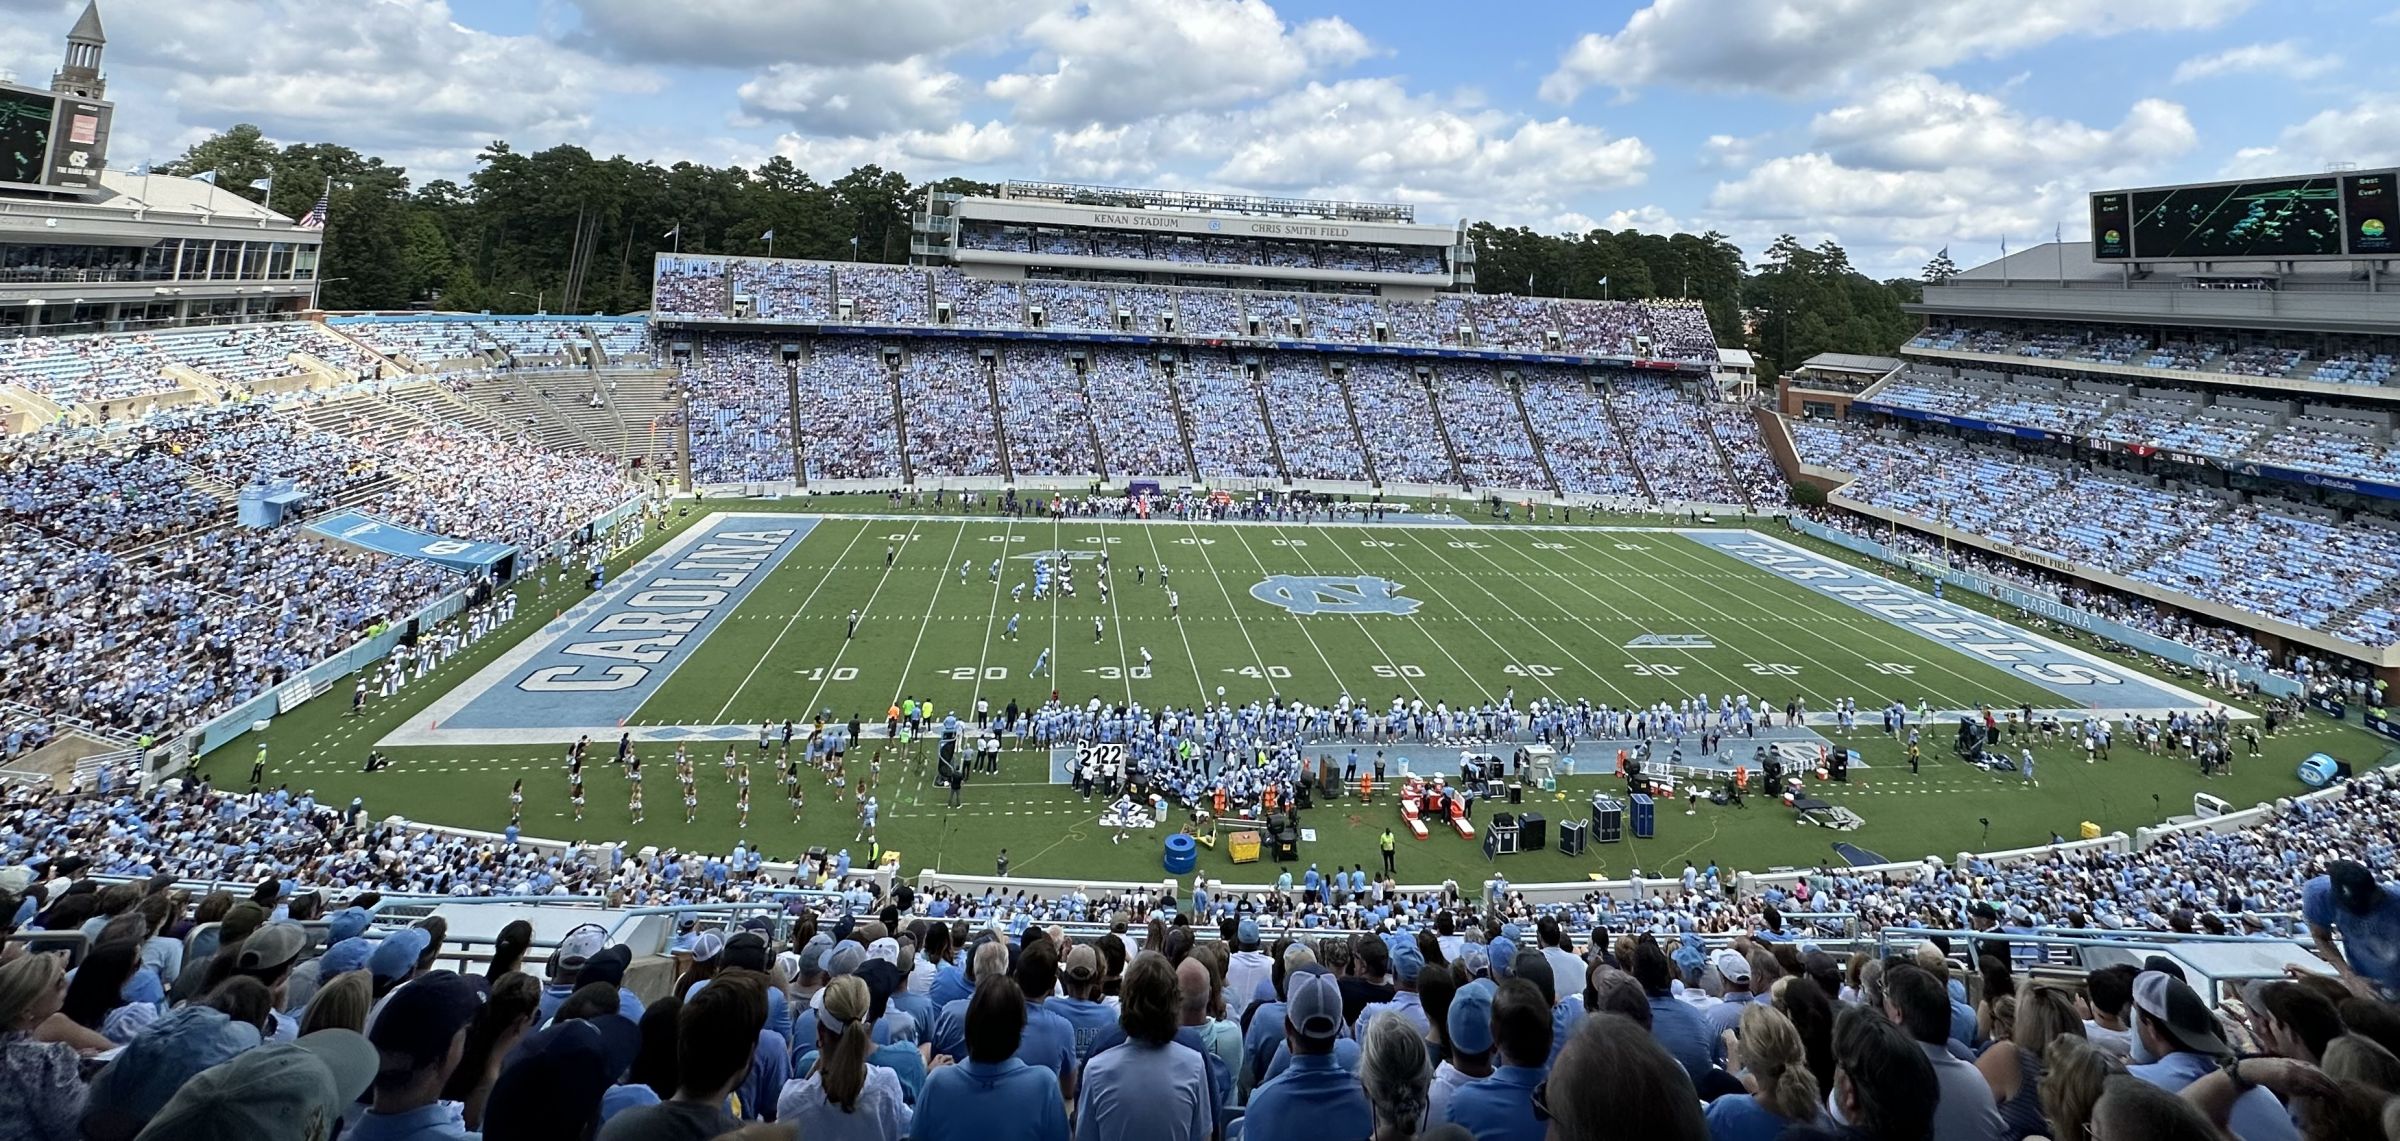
[2092,170,2397,261]
[0,80,113,194]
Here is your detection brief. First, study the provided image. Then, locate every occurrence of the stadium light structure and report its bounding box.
[507,288,546,315]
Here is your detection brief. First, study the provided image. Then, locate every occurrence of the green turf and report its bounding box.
[223,503,2393,889]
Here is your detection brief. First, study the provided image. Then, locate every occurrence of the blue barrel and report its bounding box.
[2297,753,2341,789]
[1163,832,1198,874]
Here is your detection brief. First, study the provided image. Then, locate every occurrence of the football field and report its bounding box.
[233,503,2385,887]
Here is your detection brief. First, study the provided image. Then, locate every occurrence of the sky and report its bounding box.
[0,0,2393,278]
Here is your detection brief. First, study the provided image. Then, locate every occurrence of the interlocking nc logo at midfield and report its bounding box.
[1249,575,1422,616]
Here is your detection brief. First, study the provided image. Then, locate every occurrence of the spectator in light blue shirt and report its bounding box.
[1438,978,1552,1141]
[1244,969,1370,1141]
[1631,940,1714,1085]
[2304,860,2400,997]
[1075,952,1211,1141]
[913,976,1067,1141]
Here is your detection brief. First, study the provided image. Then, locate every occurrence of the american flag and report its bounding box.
[297,193,328,230]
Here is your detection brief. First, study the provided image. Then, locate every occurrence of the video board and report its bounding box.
[2093,170,2400,261]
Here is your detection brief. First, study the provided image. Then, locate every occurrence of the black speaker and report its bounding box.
[1516,811,1545,851]
[1558,819,1588,856]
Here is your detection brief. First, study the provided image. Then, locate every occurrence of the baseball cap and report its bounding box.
[318,937,373,978]
[1284,968,1343,1040]
[687,932,725,964]
[85,1006,265,1141]
[1237,918,1260,948]
[827,941,868,977]
[722,932,770,972]
[482,1019,626,1141]
[1456,944,1490,979]
[369,971,484,1072]
[326,907,373,943]
[578,944,632,990]
[1386,933,1424,983]
[1714,951,1752,984]
[366,927,431,984]
[1447,979,1497,1055]
[133,1030,376,1141]
[2328,861,2381,914]
[797,933,834,978]
[867,937,901,966]
[1488,937,1518,978]
[1062,945,1101,984]
[558,923,609,969]
[2131,971,2231,1057]
[236,922,309,974]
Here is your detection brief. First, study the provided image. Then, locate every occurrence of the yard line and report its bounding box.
[881,521,973,713]
[1443,530,1772,706]
[1221,523,1353,694]
[1261,523,1426,704]
[1097,520,1135,705]
[1380,528,1623,701]
[1134,522,1210,705]
[1589,534,2008,707]
[790,519,929,718]
[712,519,876,722]
[967,517,1018,715]
[1175,521,1274,689]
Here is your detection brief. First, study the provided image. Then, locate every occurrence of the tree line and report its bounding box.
[165,125,1927,377]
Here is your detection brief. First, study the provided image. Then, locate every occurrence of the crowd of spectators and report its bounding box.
[995,350,1101,477]
[1795,419,2400,646]
[898,343,1004,478]
[936,272,1025,329]
[1025,282,1114,334]
[840,267,932,326]
[1251,356,1364,483]
[734,259,832,322]
[1605,377,1746,507]
[1080,352,1189,478]
[794,341,904,483]
[1519,374,1645,500]
[1911,319,2400,392]
[1175,359,1278,480]
[9,733,2400,1141]
[680,337,797,484]
[1437,369,1544,491]
[653,254,728,318]
[1344,359,1456,486]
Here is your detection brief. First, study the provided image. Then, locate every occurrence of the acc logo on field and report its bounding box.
[1625,633,1715,649]
[1250,575,1421,616]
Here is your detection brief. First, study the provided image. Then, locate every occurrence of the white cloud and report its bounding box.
[2172,40,2340,84]
[0,0,656,178]
[989,0,1372,126]
[2220,92,2400,177]
[772,121,1023,178]
[564,0,1059,68]
[1039,79,1650,228]
[1598,205,1684,234]
[1812,74,2195,173]
[1706,79,2197,273]
[737,58,967,137]
[1541,0,2251,100]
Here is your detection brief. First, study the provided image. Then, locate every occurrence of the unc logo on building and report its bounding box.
[1250,575,1422,616]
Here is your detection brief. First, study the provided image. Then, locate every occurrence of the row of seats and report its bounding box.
[1909,320,2400,389]
[0,322,399,404]
[649,259,1722,363]
[676,337,1765,507]
[1870,371,2400,483]
[1795,418,2400,646]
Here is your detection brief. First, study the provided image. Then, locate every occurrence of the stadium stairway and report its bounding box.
[2332,578,2400,634]
[886,354,916,487]
[978,352,1016,482]
[1244,358,1294,482]
[1421,372,1469,487]
[1699,408,1758,511]
[487,371,602,454]
[1596,376,1660,504]
[1160,358,1205,481]
[598,369,681,467]
[1331,363,1382,485]
[1069,358,1114,477]
[1505,372,1564,497]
